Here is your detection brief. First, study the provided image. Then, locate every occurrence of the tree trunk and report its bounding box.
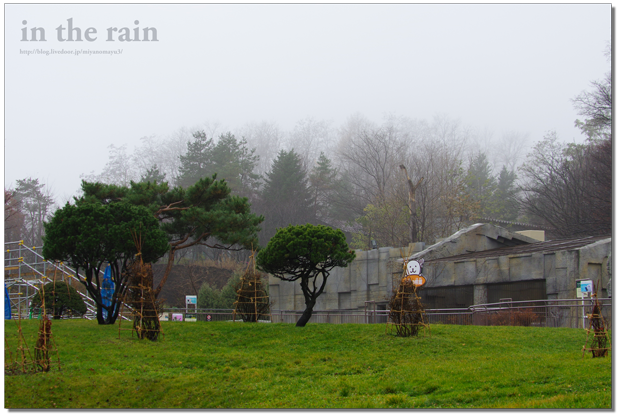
[96,303,119,325]
[296,300,316,327]
[410,207,418,244]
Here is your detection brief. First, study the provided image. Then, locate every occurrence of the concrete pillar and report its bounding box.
[473,284,488,305]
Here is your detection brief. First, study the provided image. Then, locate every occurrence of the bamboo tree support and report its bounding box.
[582,282,610,358]
[32,279,60,372]
[5,282,60,375]
[118,281,164,342]
[118,230,164,341]
[386,249,430,338]
[4,320,35,374]
[232,252,271,323]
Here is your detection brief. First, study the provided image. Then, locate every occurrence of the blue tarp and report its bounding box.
[5,284,12,319]
[101,266,115,320]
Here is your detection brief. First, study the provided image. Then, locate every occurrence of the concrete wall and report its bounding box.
[270,224,611,313]
[269,243,423,311]
[421,239,611,305]
[269,223,545,311]
[268,224,611,329]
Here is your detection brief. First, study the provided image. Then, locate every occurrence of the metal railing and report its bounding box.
[159,308,237,322]
[269,298,612,329]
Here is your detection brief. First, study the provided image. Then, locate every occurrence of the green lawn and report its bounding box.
[4,319,612,409]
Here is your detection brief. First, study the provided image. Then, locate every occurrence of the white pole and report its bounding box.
[582,293,586,329]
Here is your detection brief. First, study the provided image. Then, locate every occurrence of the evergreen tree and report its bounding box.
[176,131,215,188]
[259,150,314,244]
[196,274,241,310]
[176,131,260,197]
[13,178,55,246]
[209,132,260,197]
[464,152,497,219]
[140,165,166,184]
[79,176,263,299]
[309,152,338,222]
[31,282,87,319]
[490,166,519,221]
[257,224,355,327]
[42,201,170,325]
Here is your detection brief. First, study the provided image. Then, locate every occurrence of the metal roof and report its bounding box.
[425,235,611,263]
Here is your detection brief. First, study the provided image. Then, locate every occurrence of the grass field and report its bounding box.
[4,319,612,409]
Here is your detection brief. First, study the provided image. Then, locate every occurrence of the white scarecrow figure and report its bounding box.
[406,258,424,276]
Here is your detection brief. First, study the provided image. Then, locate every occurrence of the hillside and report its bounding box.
[152,264,235,308]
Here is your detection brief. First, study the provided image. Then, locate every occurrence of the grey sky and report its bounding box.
[4,3,611,201]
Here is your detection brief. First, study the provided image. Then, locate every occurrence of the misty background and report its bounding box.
[4,3,612,249]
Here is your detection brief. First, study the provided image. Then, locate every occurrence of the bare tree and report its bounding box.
[401,115,473,243]
[519,132,600,238]
[337,124,405,206]
[285,118,334,171]
[237,120,283,176]
[81,144,138,187]
[4,189,24,243]
[572,43,611,142]
[572,75,611,140]
[12,178,56,246]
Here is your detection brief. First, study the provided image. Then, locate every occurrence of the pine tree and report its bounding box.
[140,164,167,184]
[464,152,497,219]
[209,132,260,197]
[13,178,55,246]
[177,131,260,197]
[490,166,519,221]
[176,131,215,188]
[259,150,315,244]
[309,152,338,221]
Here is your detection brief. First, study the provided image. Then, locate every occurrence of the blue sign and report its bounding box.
[580,281,593,293]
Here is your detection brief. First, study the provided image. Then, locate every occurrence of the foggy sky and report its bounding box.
[4,3,611,202]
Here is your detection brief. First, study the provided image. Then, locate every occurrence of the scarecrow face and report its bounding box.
[406,260,420,275]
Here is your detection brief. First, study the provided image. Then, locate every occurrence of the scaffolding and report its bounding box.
[4,240,97,319]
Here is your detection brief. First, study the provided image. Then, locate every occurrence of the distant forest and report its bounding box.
[6,49,610,256]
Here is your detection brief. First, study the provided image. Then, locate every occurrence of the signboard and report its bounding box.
[403,259,426,287]
[404,274,426,287]
[406,259,423,276]
[171,313,184,321]
[576,279,593,298]
[185,314,197,322]
[159,312,170,321]
[186,295,197,305]
[580,280,593,293]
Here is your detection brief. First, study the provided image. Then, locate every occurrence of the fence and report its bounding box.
[16,299,613,330]
[159,308,236,322]
[269,298,612,329]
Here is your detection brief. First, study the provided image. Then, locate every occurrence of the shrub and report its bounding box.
[197,274,241,310]
[31,281,87,319]
[489,308,541,326]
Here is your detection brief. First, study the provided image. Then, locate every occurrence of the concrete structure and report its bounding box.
[269,223,611,314]
[515,230,545,241]
[418,229,611,307]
